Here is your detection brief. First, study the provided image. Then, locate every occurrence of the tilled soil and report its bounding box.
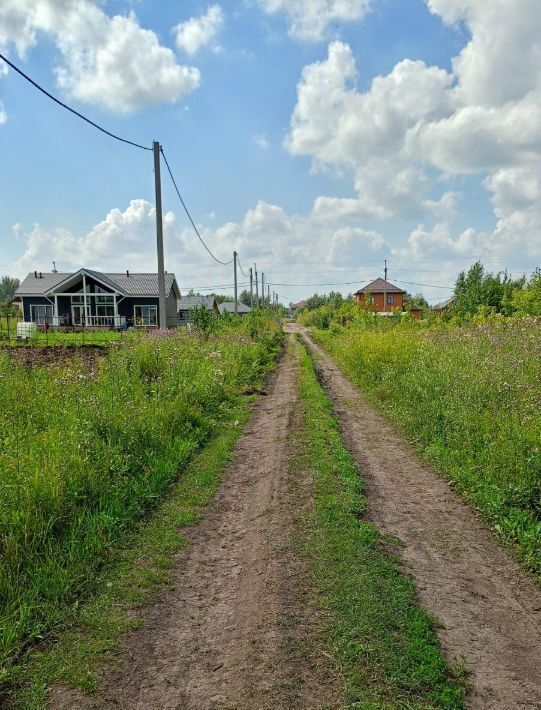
[296,324,541,710]
[52,336,338,710]
[3,345,107,370]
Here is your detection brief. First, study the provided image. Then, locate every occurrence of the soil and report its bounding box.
[295,324,541,710]
[3,345,107,370]
[52,335,338,710]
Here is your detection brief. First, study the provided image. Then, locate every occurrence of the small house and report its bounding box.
[177,295,219,326]
[15,269,180,329]
[218,301,252,316]
[431,296,456,315]
[355,279,405,313]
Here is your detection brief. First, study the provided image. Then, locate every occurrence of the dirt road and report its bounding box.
[52,328,541,709]
[295,324,541,710]
[53,337,336,710]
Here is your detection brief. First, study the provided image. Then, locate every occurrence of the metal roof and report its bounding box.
[177,296,216,310]
[355,278,405,295]
[218,301,252,314]
[16,270,179,297]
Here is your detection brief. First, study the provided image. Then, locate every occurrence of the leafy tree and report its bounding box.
[404,292,429,309]
[0,276,20,304]
[454,262,520,315]
[305,293,328,310]
[507,268,541,315]
[239,289,252,306]
[189,304,216,339]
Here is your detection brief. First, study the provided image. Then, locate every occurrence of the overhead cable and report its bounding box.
[0,53,151,151]
[160,148,233,266]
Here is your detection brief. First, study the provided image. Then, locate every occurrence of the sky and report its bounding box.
[1,0,541,304]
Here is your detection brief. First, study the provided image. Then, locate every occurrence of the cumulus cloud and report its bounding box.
[0,0,200,113]
[174,5,224,56]
[285,1,541,264]
[259,0,371,41]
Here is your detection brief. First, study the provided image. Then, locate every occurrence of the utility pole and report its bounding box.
[383,258,388,313]
[255,264,259,309]
[250,267,254,308]
[261,272,265,307]
[267,285,270,307]
[153,140,167,329]
[234,251,238,315]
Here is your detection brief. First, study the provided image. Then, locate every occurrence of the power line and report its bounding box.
[393,279,454,290]
[0,53,151,151]
[236,256,249,278]
[267,278,454,290]
[159,147,233,266]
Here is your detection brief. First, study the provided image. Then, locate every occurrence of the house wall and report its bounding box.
[356,292,404,311]
[117,297,159,326]
[22,296,53,321]
[166,288,179,328]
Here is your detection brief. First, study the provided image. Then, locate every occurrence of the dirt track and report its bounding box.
[53,336,337,710]
[51,328,541,709]
[295,324,541,710]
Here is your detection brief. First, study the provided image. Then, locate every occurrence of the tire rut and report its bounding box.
[295,323,541,710]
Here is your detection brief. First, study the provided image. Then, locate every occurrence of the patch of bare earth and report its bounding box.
[295,324,541,710]
[52,336,339,710]
[3,345,107,370]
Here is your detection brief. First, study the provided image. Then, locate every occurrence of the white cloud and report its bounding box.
[174,5,224,56]
[0,0,200,113]
[253,134,270,150]
[259,0,371,41]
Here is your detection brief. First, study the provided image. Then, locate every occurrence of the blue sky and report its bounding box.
[1,0,541,303]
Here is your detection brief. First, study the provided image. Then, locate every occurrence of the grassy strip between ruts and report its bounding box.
[295,340,465,709]
[6,396,254,709]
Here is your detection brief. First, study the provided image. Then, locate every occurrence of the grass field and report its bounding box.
[0,315,282,693]
[295,340,464,708]
[312,318,541,575]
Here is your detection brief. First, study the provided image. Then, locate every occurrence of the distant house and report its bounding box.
[290,300,307,314]
[355,279,406,313]
[431,296,456,315]
[15,269,180,329]
[218,301,252,316]
[177,295,219,326]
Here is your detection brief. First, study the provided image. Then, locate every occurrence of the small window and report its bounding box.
[387,294,395,305]
[134,305,158,326]
[30,304,53,324]
[95,295,114,304]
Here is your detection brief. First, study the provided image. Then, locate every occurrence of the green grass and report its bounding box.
[295,340,464,709]
[0,314,282,699]
[7,398,253,709]
[312,318,541,575]
[1,328,125,347]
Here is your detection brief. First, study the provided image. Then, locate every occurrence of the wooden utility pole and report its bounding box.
[267,285,270,306]
[250,267,254,308]
[261,272,265,307]
[255,264,259,308]
[234,251,238,315]
[153,140,167,329]
[383,258,388,313]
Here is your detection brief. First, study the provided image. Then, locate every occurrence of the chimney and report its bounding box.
[34,270,38,278]
[39,272,43,279]
[126,270,130,277]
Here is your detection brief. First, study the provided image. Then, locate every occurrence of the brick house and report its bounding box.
[355,278,406,312]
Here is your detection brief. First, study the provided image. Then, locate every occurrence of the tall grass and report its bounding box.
[0,316,282,683]
[313,318,541,574]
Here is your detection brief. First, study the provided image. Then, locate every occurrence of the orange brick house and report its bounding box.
[355,278,406,312]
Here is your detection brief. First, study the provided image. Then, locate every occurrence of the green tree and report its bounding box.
[507,268,541,315]
[454,262,520,315]
[239,289,252,306]
[189,304,217,339]
[0,276,20,304]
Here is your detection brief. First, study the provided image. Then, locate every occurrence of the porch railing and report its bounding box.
[52,315,126,328]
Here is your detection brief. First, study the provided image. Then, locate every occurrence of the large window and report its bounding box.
[134,305,158,326]
[96,304,115,317]
[30,304,53,324]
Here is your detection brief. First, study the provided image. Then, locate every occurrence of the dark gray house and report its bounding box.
[177,295,219,327]
[218,301,252,316]
[15,269,180,329]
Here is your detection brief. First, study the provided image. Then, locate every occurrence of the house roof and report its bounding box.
[355,278,405,295]
[177,295,216,311]
[290,300,307,310]
[218,301,252,314]
[431,296,456,310]
[15,270,179,297]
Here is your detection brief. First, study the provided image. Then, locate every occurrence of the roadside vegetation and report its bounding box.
[0,313,282,697]
[297,270,541,574]
[295,340,464,708]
